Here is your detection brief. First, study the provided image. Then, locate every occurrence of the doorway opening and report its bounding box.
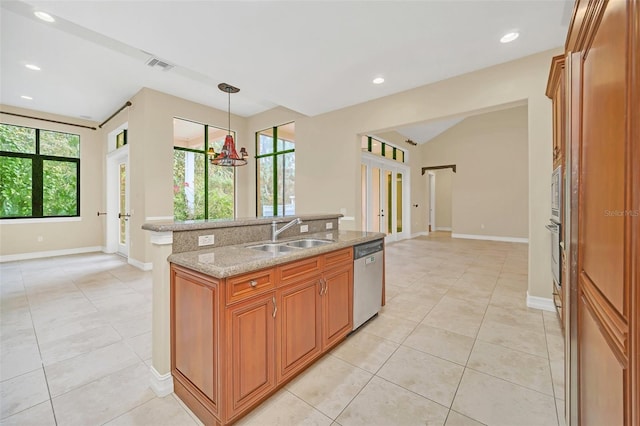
[105,125,130,258]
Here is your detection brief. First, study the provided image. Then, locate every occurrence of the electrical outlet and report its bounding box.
[325,222,333,230]
[37,236,43,242]
[198,234,215,246]
[480,224,485,229]
[300,224,309,233]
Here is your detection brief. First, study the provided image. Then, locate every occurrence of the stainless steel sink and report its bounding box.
[285,239,333,248]
[248,243,299,254]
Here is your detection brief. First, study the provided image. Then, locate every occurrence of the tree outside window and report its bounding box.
[173,118,235,221]
[256,122,295,217]
[0,124,80,218]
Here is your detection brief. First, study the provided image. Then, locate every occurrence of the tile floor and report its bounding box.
[0,233,565,425]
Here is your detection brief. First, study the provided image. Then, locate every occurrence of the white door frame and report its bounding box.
[361,153,410,242]
[428,172,436,232]
[106,145,130,256]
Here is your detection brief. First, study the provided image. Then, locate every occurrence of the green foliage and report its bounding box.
[0,123,79,218]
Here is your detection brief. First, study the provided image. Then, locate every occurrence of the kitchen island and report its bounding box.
[142,215,384,425]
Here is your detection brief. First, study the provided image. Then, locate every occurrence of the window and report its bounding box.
[361,136,405,163]
[256,122,295,217]
[173,118,235,221]
[0,123,80,219]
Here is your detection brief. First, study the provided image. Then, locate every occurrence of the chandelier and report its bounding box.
[208,83,248,167]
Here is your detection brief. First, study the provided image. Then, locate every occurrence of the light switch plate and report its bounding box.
[198,234,215,246]
[300,224,309,233]
[325,222,333,230]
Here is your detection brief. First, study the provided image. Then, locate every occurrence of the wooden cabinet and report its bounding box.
[547,55,566,169]
[226,291,276,418]
[321,262,353,348]
[171,246,360,425]
[559,0,639,424]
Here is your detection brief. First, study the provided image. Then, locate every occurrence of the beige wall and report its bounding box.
[0,106,103,258]
[1,47,559,300]
[422,106,529,238]
[434,169,453,230]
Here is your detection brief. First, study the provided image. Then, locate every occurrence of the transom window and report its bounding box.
[361,136,405,163]
[0,123,80,218]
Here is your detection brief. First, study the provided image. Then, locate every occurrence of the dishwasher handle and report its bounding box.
[354,239,384,259]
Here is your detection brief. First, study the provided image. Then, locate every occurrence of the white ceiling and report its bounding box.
[1,0,572,127]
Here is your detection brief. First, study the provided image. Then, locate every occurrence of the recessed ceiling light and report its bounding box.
[25,64,41,71]
[21,95,33,100]
[373,77,385,85]
[500,32,519,43]
[34,11,55,22]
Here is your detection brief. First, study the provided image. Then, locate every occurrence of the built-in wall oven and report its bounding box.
[547,166,562,288]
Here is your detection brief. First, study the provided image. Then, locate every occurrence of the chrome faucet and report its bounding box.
[271,218,302,242]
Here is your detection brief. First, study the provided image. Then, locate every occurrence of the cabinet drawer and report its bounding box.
[277,257,322,287]
[226,269,275,305]
[324,247,353,269]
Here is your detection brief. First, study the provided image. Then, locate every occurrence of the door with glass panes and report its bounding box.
[361,157,408,242]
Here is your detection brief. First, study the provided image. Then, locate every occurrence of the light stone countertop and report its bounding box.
[142,214,342,232]
[168,230,385,278]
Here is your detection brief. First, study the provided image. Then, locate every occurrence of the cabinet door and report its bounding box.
[226,292,276,418]
[172,266,218,406]
[277,277,322,383]
[322,264,353,349]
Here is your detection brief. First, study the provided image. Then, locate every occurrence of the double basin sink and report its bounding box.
[248,238,333,255]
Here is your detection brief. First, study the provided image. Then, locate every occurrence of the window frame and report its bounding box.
[0,123,80,219]
[255,122,295,217]
[172,118,236,221]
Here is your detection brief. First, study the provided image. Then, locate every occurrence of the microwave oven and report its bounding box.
[551,166,561,223]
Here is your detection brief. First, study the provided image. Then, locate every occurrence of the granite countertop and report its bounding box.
[143,214,342,232]
[168,230,385,278]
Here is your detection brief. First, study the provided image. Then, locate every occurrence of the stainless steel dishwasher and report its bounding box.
[353,239,384,330]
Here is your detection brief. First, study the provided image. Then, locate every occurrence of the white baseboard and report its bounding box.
[411,231,429,238]
[526,292,556,312]
[435,227,452,231]
[149,366,174,397]
[129,257,153,271]
[0,246,102,263]
[451,233,528,244]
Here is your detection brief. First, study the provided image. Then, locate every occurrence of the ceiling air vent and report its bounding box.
[145,57,174,71]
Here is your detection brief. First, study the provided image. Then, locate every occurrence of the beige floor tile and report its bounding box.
[33,310,110,344]
[104,395,198,426]
[52,362,155,425]
[287,354,372,419]
[379,294,436,323]
[108,309,152,339]
[467,341,554,396]
[445,410,486,426]
[483,304,545,335]
[550,358,565,399]
[0,369,49,419]
[445,285,493,305]
[45,341,140,397]
[543,311,564,337]
[125,331,152,361]
[377,346,464,407]
[336,376,448,426]
[556,399,566,426]
[330,330,399,374]
[477,319,548,358]
[403,324,475,365]
[358,313,418,344]
[422,296,486,338]
[0,329,42,382]
[489,291,528,310]
[0,401,56,426]
[236,389,332,426]
[546,332,565,361]
[452,369,557,426]
[39,324,122,366]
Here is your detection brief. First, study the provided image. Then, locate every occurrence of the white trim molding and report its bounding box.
[411,231,430,238]
[0,246,102,263]
[128,257,152,271]
[0,217,82,225]
[451,233,528,243]
[526,292,556,312]
[150,231,173,245]
[144,216,175,222]
[149,366,173,397]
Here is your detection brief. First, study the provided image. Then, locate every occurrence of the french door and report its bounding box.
[361,155,409,242]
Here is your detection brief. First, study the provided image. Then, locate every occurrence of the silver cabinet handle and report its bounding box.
[322,278,328,295]
[250,280,258,288]
[272,296,277,318]
[319,280,323,295]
